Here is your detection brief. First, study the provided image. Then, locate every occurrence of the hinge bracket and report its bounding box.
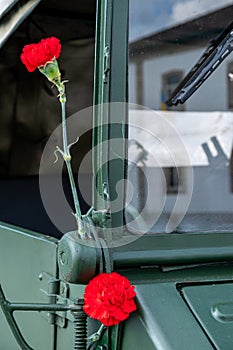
[39,272,69,328]
[103,46,110,83]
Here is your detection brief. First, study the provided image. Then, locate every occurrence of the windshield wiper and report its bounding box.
[166,20,233,106]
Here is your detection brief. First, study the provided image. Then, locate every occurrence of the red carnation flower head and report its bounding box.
[83,272,137,327]
[20,36,61,72]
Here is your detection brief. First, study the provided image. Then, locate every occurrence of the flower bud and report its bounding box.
[39,59,61,85]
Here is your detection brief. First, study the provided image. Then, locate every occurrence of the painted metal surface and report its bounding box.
[108,264,233,350]
[0,0,233,349]
[93,0,128,236]
[184,283,233,349]
[0,223,57,349]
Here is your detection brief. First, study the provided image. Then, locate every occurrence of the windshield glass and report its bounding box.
[127,0,233,234]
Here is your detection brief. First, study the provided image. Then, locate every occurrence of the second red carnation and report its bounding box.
[83,272,137,326]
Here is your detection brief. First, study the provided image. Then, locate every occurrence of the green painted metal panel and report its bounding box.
[110,232,233,267]
[98,264,233,350]
[0,223,57,350]
[122,282,214,350]
[183,283,233,350]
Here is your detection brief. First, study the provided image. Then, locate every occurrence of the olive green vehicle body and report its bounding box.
[1,1,233,350]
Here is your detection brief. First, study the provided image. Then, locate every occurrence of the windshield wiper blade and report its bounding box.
[167,20,233,106]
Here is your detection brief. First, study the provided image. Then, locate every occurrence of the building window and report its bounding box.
[163,167,185,194]
[228,61,233,110]
[161,70,184,111]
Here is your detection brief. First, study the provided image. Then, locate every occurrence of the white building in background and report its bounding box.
[129,4,233,112]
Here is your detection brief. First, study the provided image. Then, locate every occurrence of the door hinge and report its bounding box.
[39,272,69,328]
[103,46,110,83]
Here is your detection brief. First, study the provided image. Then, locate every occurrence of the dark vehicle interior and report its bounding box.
[0,0,96,238]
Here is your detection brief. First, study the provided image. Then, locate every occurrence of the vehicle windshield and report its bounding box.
[127,0,233,234]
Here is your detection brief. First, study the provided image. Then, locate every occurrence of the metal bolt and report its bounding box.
[60,251,67,265]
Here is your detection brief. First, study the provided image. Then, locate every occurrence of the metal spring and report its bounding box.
[73,310,87,350]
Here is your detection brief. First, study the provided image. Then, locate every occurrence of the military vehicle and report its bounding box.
[1,1,233,349]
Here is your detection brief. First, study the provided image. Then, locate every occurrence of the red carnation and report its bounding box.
[83,272,137,326]
[20,37,61,72]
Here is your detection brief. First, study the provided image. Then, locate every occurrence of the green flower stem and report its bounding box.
[58,84,84,238]
[38,60,84,237]
[87,324,106,342]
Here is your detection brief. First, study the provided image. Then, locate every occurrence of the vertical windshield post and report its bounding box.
[93,0,128,240]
